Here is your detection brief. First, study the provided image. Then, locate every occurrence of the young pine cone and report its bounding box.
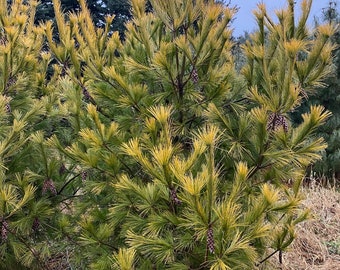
[42,179,57,195]
[0,36,7,46]
[170,188,181,205]
[191,68,199,84]
[5,76,16,93]
[267,113,288,132]
[207,225,215,254]
[82,87,93,102]
[59,163,66,175]
[1,220,8,242]
[81,171,88,182]
[5,103,11,113]
[32,217,40,232]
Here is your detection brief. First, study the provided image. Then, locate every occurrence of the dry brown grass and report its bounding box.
[269,184,340,270]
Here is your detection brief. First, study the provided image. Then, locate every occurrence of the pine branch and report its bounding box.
[257,249,280,265]
[3,221,47,269]
[57,172,81,195]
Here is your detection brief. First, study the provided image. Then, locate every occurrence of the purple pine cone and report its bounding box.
[267,113,288,132]
[170,188,181,205]
[42,179,57,195]
[1,220,8,242]
[191,68,199,84]
[207,225,215,254]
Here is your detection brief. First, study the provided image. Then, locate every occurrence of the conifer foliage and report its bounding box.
[0,0,82,269]
[0,0,336,269]
[294,0,340,180]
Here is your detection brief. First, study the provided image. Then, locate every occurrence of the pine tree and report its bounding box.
[0,0,335,269]
[42,0,336,269]
[35,0,105,24]
[0,0,78,268]
[35,0,133,37]
[294,0,340,181]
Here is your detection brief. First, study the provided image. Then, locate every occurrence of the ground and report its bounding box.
[270,184,340,270]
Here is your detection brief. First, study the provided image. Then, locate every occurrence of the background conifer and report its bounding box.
[292,0,340,181]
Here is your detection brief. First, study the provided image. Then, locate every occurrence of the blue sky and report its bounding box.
[231,0,332,36]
